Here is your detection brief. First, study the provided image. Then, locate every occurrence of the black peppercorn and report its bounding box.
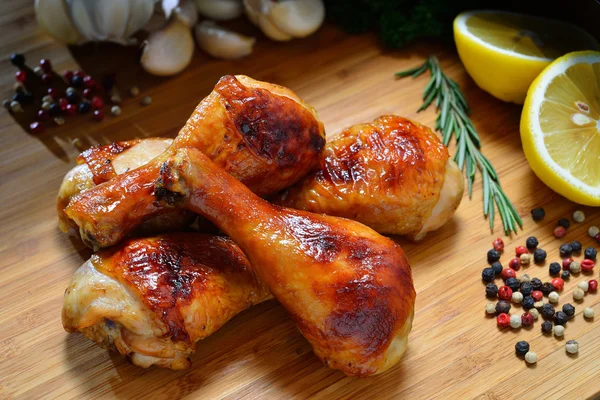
[559,244,573,258]
[522,296,535,310]
[496,300,511,315]
[557,218,571,229]
[541,320,553,334]
[549,262,562,276]
[72,75,84,88]
[520,282,533,296]
[561,270,570,280]
[485,283,498,298]
[531,207,545,221]
[487,249,501,263]
[505,277,520,292]
[533,248,547,263]
[482,268,495,282]
[584,247,597,261]
[78,101,91,114]
[541,303,555,319]
[562,303,576,318]
[530,278,542,291]
[515,341,530,356]
[526,236,539,250]
[10,53,25,68]
[48,103,61,117]
[490,261,503,276]
[571,241,582,253]
[12,92,26,104]
[66,92,79,105]
[541,282,554,296]
[22,91,33,104]
[554,311,568,326]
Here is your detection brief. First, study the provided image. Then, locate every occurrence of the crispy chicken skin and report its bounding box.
[156,148,416,377]
[62,233,272,369]
[63,75,325,250]
[274,116,464,239]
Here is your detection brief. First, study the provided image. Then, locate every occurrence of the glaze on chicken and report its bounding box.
[63,75,325,250]
[62,233,272,369]
[156,148,416,377]
[275,115,464,239]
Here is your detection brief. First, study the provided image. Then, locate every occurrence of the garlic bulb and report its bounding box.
[243,0,324,41]
[194,0,243,21]
[195,21,255,60]
[35,0,157,45]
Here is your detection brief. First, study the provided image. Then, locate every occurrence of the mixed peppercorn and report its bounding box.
[484,208,599,365]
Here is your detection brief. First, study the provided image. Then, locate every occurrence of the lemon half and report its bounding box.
[521,51,600,206]
[454,10,598,104]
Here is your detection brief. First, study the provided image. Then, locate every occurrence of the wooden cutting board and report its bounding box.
[1,3,599,399]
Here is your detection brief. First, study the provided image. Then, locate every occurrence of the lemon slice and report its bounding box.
[521,51,600,206]
[454,11,598,104]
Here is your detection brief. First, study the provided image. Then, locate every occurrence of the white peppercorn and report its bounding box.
[584,307,595,319]
[10,100,23,112]
[573,210,585,223]
[520,253,531,266]
[548,291,560,304]
[512,292,523,304]
[41,101,52,111]
[570,261,581,274]
[573,288,585,300]
[589,226,600,238]
[66,87,76,95]
[129,86,140,96]
[510,314,522,329]
[578,281,589,292]
[53,117,65,126]
[485,303,496,314]
[529,308,540,321]
[554,325,565,337]
[534,301,544,309]
[111,105,122,116]
[42,95,53,104]
[565,340,579,354]
[521,274,531,283]
[33,66,43,76]
[141,95,152,106]
[524,351,537,364]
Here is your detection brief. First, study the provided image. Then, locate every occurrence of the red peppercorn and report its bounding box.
[554,226,567,238]
[41,73,52,84]
[73,69,85,78]
[589,279,598,292]
[83,75,96,89]
[83,88,93,99]
[58,98,68,111]
[493,238,504,252]
[15,70,26,82]
[515,246,528,256]
[36,109,49,121]
[551,277,565,291]
[47,87,59,99]
[29,121,44,134]
[595,233,600,244]
[91,96,104,109]
[497,313,510,328]
[508,258,521,270]
[531,290,543,301]
[39,58,52,72]
[93,109,104,121]
[521,312,534,327]
[501,268,516,280]
[63,70,74,83]
[65,103,77,115]
[563,257,574,270]
[498,285,513,301]
[581,259,595,272]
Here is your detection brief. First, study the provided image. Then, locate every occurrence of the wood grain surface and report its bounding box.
[1,2,599,399]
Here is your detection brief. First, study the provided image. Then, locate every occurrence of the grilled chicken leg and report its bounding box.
[275,115,464,240]
[63,75,325,250]
[63,233,272,369]
[156,148,416,377]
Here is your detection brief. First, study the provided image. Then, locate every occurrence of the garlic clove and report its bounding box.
[194,20,255,60]
[35,0,82,44]
[195,0,243,21]
[174,0,198,27]
[243,0,292,41]
[257,12,293,41]
[268,0,324,38]
[141,17,195,76]
[68,0,110,42]
[91,0,130,42]
[243,0,265,26]
[123,0,156,39]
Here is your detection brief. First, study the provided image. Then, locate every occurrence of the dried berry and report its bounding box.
[498,286,513,301]
[93,109,104,121]
[515,340,530,356]
[508,258,521,270]
[39,58,52,72]
[551,278,564,291]
[559,244,573,258]
[558,218,571,229]
[531,207,545,221]
[573,210,585,223]
[492,238,504,252]
[497,313,510,328]
[522,296,535,310]
[562,304,576,318]
[520,254,531,266]
[487,249,501,263]
[501,268,517,281]
[78,101,91,114]
[581,259,595,273]
[571,241,582,253]
[565,340,579,354]
[491,262,503,276]
[549,262,561,276]
[561,270,571,280]
[541,282,554,296]
[554,226,567,238]
[541,303,555,319]
[482,268,495,282]
[29,121,44,134]
[521,312,534,327]
[515,246,528,257]
[541,320,553,334]
[584,247,597,261]
[562,258,574,270]
[496,300,511,315]
[520,282,533,296]
[505,277,520,292]
[531,290,543,301]
[533,249,547,263]
[510,314,522,329]
[10,53,25,68]
[526,236,539,250]
[530,278,542,291]
[589,279,598,292]
[554,311,568,326]
[485,283,498,298]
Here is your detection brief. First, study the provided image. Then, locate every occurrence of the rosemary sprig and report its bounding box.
[395,55,522,235]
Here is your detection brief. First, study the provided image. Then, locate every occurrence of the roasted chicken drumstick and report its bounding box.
[63,75,325,250]
[63,233,272,369]
[275,115,464,240]
[156,148,416,377]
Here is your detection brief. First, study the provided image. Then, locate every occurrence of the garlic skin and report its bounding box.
[243,0,324,41]
[195,0,243,21]
[195,20,255,60]
[35,0,156,45]
[141,17,195,76]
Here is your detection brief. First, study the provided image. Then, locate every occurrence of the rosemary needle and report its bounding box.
[395,55,522,235]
